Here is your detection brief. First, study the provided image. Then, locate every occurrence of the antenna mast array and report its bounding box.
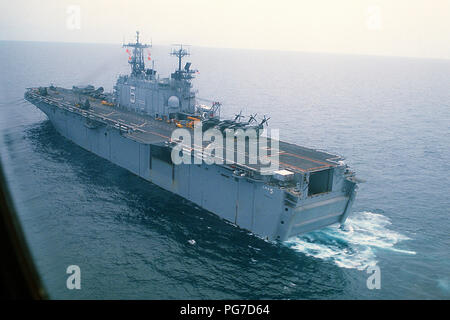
[123,31,151,77]
[170,44,197,81]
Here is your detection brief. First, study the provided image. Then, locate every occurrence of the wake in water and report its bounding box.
[285,211,416,270]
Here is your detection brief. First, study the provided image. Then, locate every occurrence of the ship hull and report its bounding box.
[28,98,356,241]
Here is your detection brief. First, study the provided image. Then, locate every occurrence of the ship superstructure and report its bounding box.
[115,32,203,119]
[24,32,360,241]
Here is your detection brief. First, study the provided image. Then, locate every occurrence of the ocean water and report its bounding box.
[0,41,449,299]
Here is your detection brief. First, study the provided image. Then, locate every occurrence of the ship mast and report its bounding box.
[123,31,151,77]
[170,44,196,81]
[170,44,198,114]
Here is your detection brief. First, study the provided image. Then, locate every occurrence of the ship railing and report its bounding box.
[26,89,146,134]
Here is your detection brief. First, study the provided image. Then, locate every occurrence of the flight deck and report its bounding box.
[27,87,342,175]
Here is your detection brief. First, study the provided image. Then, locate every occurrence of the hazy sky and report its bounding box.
[1,0,449,59]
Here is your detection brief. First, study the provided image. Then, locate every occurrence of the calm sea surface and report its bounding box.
[0,41,449,299]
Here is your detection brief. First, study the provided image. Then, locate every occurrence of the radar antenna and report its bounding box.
[123,31,151,77]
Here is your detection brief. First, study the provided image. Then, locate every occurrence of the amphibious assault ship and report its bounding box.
[25,32,360,241]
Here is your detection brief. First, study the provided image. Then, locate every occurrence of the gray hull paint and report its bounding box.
[34,100,357,241]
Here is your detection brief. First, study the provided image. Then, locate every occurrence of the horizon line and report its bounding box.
[0,38,449,62]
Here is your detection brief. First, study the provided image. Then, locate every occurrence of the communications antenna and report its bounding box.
[123,31,151,76]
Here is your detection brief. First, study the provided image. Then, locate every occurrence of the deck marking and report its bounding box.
[279,151,332,166]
